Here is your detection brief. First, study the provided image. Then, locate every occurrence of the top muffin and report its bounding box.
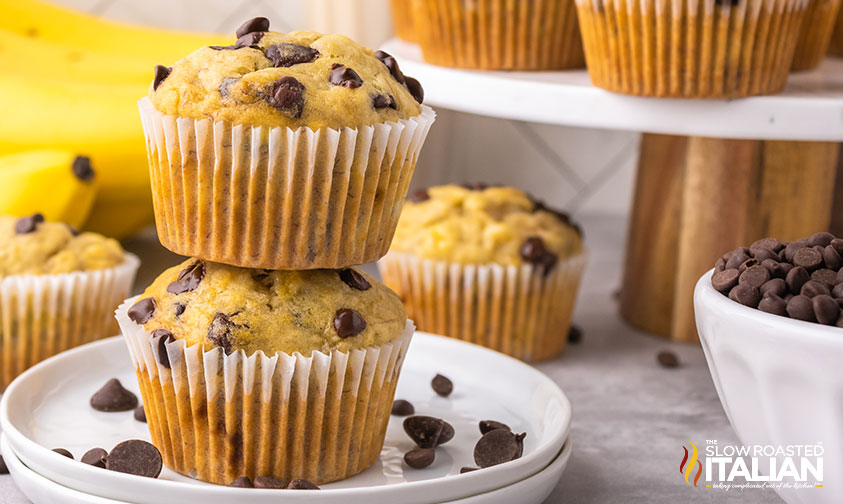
[128,259,407,356]
[149,18,424,129]
[0,214,125,276]
[390,184,583,268]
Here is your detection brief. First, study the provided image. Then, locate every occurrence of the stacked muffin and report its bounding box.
[119,19,434,486]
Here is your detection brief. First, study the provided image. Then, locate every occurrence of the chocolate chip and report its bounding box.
[479,420,511,435]
[339,268,371,290]
[334,308,366,338]
[167,260,205,294]
[786,267,810,294]
[235,17,270,38]
[152,65,171,91]
[267,76,305,118]
[329,64,363,88]
[761,259,787,279]
[724,250,750,270]
[91,378,138,412]
[208,312,245,354]
[374,50,405,84]
[71,155,95,182]
[739,265,770,288]
[219,77,238,99]
[460,467,479,473]
[759,278,786,298]
[229,476,254,487]
[657,350,679,368]
[811,268,838,288]
[431,373,453,397]
[738,258,758,273]
[793,247,823,271]
[67,224,80,236]
[106,440,162,478]
[404,76,424,103]
[786,295,816,322]
[266,43,319,67]
[567,324,583,344]
[750,247,779,262]
[14,213,44,234]
[404,447,435,469]
[785,240,808,262]
[134,406,147,423]
[391,399,414,416]
[253,475,285,489]
[236,31,264,48]
[403,416,455,448]
[0,455,7,474]
[728,284,761,307]
[813,295,840,325]
[409,188,429,202]
[128,297,156,324]
[711,269,739,293]
[832,238,843,256]
[715,257,726,272]
[81,448,107,468]
[151,328,176,368]
[373,93,397,109]
[53,448,73,459]
[520,236,558,273]
[801,280,830,298]
[809,232,835,248]
[750,237,782,254]
[174,303,185,317]
[758,293,788,317]
[833,283,843,298]
[823,245,843,270]
[473,429,525,468]
[287,478,320,490]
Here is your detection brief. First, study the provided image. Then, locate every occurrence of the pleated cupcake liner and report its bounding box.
[791,0,842,70]
[411,0,585,70]
[116,296,414,485]
[378,251,586,363]
[138,98,435,270]
[0,254,140,390]
[391,0,417,42]
[576,0,808,97]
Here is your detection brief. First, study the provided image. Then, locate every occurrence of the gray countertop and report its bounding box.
[0,215,779,503]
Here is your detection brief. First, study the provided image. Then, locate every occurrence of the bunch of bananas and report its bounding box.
[0,0,226,237]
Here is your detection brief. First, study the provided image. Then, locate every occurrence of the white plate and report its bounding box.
[1,434,571,504]
[1,333,571,504]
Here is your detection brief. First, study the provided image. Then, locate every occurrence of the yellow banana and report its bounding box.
[0,149,98,228]
[0,0,227,62]
[82,193,155,239]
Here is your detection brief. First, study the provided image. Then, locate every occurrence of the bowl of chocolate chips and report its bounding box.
[694,232,843,504]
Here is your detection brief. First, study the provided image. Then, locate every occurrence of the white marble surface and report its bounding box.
[0,216,780,503]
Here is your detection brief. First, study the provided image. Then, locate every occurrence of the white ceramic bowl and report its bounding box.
[695,269,843,504]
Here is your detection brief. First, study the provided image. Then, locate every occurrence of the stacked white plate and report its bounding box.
[0,332,572,504]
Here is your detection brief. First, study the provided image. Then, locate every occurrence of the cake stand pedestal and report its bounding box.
[381,39,843,342]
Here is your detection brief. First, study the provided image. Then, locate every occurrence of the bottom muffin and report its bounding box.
[116,260,413,485]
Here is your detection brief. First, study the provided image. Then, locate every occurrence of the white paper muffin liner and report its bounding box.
[138,98,435,270]
[0,254,140,389]
[379,250,586,362]
[116,296,414,485]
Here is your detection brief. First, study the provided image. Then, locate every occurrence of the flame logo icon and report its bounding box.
[680,441,703,487]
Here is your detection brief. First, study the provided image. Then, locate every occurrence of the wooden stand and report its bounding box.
[621,134,841,343]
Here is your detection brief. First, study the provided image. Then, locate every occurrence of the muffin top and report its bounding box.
[129,259,407,356]
[149,18,424,130]
[0,214,125,276]
[390,184,583,268]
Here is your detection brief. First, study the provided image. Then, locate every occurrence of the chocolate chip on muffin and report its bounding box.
[265,43,319,67]
[329,64,364,88]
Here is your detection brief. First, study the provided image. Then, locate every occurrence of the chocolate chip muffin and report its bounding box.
[379,184,586,362]
[116,258,414,485]
[0,214,139,389]
[139,18,435,270]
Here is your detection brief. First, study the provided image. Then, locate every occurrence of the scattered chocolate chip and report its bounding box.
[793,247,823,271]
[374,50,405,84]
[53,448,73,459]
[758,293,788,317]
[287,478,320,490]
[167,260,205,294]
[750,237,783,253]
[266,43,319,67]
[334,308,366,338]
[567,324,583,344]
[785,240,808,262]
[479,420,511,435]
[208,312,244,354]
[235,17,270,38]
[404,447,435,469]
[127,297,156,324]
[0,455,7,474]
[823,245,843,270]
[229,476,254,487]
[14,213,44,234]
[134,406,147,423]
[373,93,397,109]
[725,250,750,270]
[106,440,162,478]
[71,155,95,182]
[253,475,285,489]
[801,280,830,298]
[409,188,430,202]
[174,303,186,317]
[81,448,108,468]
[152,65,171,91]
[391,399,414,416]
[811,268,838,288]
[738,265,770,288]
[267,76,305,118]
[91,378,138,412]
[219,77,238,99]
[657,350,679,368]
[460,466,479,473]
[809,232,835,248]
[329,64,363,88]
[474,429,525,468]
[786,266,810,295]
[759,278,786,298]
[786,295,816,322]
[761,259,787,279]
[728,284,761,307]
[711,269,739,293]
[403,416,455,448]
[404,76,424,103]
[738,258,758,273]
[431,374,453,397]
[813,295,841,325]
[339,268,371,290]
